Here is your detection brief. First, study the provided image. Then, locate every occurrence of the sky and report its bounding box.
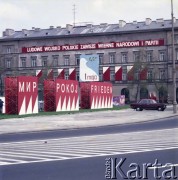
[0,0,178,37]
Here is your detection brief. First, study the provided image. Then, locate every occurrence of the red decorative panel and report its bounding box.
[5,76,38,115]
[55,79,79,111]
[80,82,113,109]
[18,76,38,115]
[44,79,79,112]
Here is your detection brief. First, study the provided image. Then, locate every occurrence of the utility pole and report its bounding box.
[73,4,76,27]
[171,0,177,113]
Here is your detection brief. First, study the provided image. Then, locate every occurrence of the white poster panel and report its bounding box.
[79,54,99,82]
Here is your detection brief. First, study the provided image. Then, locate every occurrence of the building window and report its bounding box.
[146,51,153,62]
[64,56,70,66]
[20,57,26,67]
[76,72,79,81]
[109,53,115,63]
[110,71,115,81]
[133,51,140,62]
[75,54,80,65]
[121,52,127,63]
[65,71,69,80]
[159,51,166,61]
[53,72,58,79]
[135,71,139,80]
[147,70,153,80]
[122,74,127,81]
[42,56,48,67]
[176,49,178,60]
[31,57,37,67]
[98,53,104,64]
[122,69,127,80]
[7,46,11,54]
[175,35,178,44]
[6,59,11,68]
[159,69,165,79]
[99,71,103,81]
[53,56,58,66]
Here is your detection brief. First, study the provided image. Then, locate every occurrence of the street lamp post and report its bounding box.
[171,0,177,113]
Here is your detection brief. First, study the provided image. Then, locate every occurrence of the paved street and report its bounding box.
[0,107,178,179]
[0,105,177,135]
[0,116,178,179]
[0,127,178,166]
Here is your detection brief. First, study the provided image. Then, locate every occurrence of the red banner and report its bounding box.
[22,39,164,53]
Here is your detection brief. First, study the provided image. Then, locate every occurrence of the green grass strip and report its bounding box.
[0,105,129,120]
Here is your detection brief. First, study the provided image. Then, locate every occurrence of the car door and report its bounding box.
[146,99,153,110]
[139,99,147,109]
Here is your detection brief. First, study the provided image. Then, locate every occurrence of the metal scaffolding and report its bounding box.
[80,82,91,109]
[5,77,18,114]
[44,80,55,112]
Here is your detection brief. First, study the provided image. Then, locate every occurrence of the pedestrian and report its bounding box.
[0,99,4,114]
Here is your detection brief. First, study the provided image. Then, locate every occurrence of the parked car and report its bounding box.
[130,99,167,111]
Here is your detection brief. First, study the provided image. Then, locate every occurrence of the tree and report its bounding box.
[127,49,167,102]
[127,49,150,102]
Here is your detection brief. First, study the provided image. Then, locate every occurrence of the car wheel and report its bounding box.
[158,107,162,111]
[161,108,165,111]
[136,107,141,111]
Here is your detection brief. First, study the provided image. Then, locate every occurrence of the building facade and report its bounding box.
[0,18,178,103]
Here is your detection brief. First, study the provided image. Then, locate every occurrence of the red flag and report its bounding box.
[127,66,134,81]
[69,68,76,80]
[140,68,147,80]
[115,66,122,81]
[36,70,42,78]
[57,69,65,79]
[103,67,110,81]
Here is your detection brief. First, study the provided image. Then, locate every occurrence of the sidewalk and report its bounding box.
[0,105,177,135]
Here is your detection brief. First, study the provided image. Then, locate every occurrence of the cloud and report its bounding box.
[0,2,30,21]
[0,0,177,36]
[92,0,104,9]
